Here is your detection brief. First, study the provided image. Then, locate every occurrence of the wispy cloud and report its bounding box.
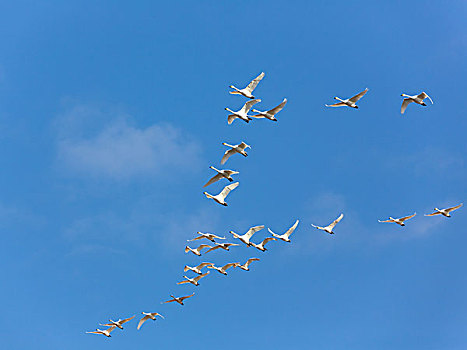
[55,104,203,180]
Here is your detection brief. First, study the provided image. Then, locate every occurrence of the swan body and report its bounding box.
[137,312,164,330]
[229,72,265,99]
[207,263,238,275]
[177,272,210,286]
[86,326,116,337]
[163,293,195,306]
[236,258,260,271]
[99,315,135,330]
[184,262,214,274]
[188,231,225,243]
[184,244,212,256]
[230,225,265,247]
[221,142,250,165]
[225,99,261,124]
[425,203,462,217]
[250,237,276,251]
[325,88,368,109]
[203,182,239,206]
[311,213,344,234]
[203,166,239,187]
[251,98,287,121]
[205,242,239,253]
[268,219,299,242]
[400,92,433,114]
[378,213,416,226]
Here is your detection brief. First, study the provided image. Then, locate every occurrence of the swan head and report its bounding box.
[224,107,228,110]
[334,97,338,100]
[229,85,234,89]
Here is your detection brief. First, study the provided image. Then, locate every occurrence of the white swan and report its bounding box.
[230,225,265,246]
[203,166,239,188]
[236,258,260,271]
[268,219,299,242]
[203,182,239,206]
[325,88,368,109]
[99,315,135,330]
[177,272,210,286]
[221,142,250,165]
[378,213,416,226]
[86,326,116,337]
[205,242,239,253]
[208,263,238,275]
[225,99,261,124]
[311,213,344,234]
[163,293,195,306]
[229,72,265,99]
[250,237,276,252]
[184,244,212,256]
[184,262,214,274]
[188,232,225,243]
[137,312,164,330]
[400,92,433,114]
[251,98,287,122]
[425,203,463,217]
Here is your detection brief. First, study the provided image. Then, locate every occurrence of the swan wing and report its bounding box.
[203,173,223,188]
[205,245,221,253]
[328,213,344,229]
[268,98,288,115]
[180,292,195,301]
[418,92,433,104]
[194,272,209,282]
[245,225,265,239]
[245,258,260,267]
[378,219,394,223]
[261,237,276,247]
[325,102,346,107]
[445,203,463,212]
[237,142,250,151]
[241,99,261,114]
[284,219,300,238]
[424,212,440,217]
[349,88,368,103]
[245,72,265,93]
[400,213,416,221]
[221,148,236,165]
[137,315,151,330]
[120,315,135,324]
[401,98,412,114]
[218,182,239,199]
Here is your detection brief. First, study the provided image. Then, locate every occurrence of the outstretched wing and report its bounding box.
[284,219,299,238]
[245,258,260,267]
[400,213,416,221]
[218,182,239,200]
[328,213,344,229]
[424,212,440,217]
[325,102,346,107]
[418,92,433,104]
[86,331,102,335]
[180,292,195,301]
[245,225,265,239]
[222,263,238,271]
[197,244,212,253]
[349,88,368,103]
[241,99,261,114]
[137,315,151,330]
[205,245,222,253]
[227,114,238,125]
[120,315,135,324]
[177,279,190,285]
[221,149,236,165]
[203,173,223,188]
[261,237,276,247]
[197,262,214,269]
[378,219,394,223]
[245,72,265,93]
[268,98,288,115]
[401,98,412,114]
[194,272,210,282]
[238,142,250,151]
[445,203,463,212]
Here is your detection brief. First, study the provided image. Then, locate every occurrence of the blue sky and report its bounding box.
[0,1,466,349]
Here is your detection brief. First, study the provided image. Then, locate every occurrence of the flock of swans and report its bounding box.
[86,72,462,339]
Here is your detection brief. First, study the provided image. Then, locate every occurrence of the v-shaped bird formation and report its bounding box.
[86,72,462,339]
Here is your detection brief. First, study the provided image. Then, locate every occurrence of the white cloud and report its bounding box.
[55,104,202,180]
